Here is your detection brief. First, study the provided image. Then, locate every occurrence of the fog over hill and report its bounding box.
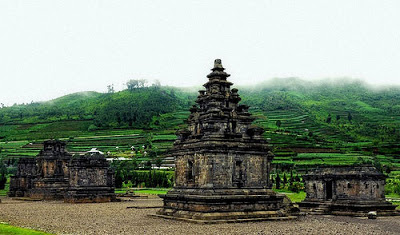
[1,77,400,107]
[2,1,400,106]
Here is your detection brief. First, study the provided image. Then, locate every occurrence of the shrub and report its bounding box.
[288,182,304,193]
[115,173,123,188]
[385,178,400,195]
[87,124,98,131]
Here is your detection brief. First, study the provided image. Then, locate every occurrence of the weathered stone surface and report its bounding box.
[299,165,399,216]
[8,158,36,197]
[29,140,71,200]
[157,59,296,222]
[65,152,115,203]
[8,140,116,203]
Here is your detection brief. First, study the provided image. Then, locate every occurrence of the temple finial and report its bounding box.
[213,59,224,69]
[208,58,229,78]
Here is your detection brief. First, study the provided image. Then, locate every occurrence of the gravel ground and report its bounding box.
[1,196,400,235]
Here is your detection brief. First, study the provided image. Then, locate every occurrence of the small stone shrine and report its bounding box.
[298,165,399,216]
[29,140,71,200]
[65,149,115,203]
[9,140,116,203]
[156,59,296,223]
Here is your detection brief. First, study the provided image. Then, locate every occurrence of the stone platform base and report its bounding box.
[299,200,400,216]
[156,188,298,223]
[151,213,296,224]
[29,178,69,200]
[28,188,67,200]
[64,195,116,203]
[64,187,116,203]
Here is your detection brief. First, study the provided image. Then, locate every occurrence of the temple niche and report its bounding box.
[8,140,116,203]
[156,59,297,223]
[298,166,399,216]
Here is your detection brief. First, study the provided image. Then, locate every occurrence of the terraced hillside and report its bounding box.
[1,79,400,174]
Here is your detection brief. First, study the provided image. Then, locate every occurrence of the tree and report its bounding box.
[148,149,158,159]
[275,174,281,189]
[144,160,152,170]
[348,112,353,123]
[137,79,148,88]
[326,114,332,124]
[152,80,161,89]
[107,84,115,93]
[288,182,303,193]
[126,79,139,91]
[154,157,163,168]
[289,170,294,186]
[283,172,287,186]
[373,158,383,173]
[115,172,123,188]
[295,174,301,182]
[0,163,7,190]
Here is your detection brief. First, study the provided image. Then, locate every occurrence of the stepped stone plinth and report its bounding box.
[156,59,297,223]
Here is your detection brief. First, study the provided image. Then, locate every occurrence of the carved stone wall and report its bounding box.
[8,140,115,203]
[8,158,36,197]
[65,153,115,203]
[299,165,398,216]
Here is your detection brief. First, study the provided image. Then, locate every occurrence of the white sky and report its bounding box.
[1,1,400,105]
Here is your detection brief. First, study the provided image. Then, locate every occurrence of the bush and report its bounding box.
[111,160,174,188]
[122,180,133,188]
[87,124,98,131]
[288,182,304,193]
[115,174,123,188]
[385,178,400,195]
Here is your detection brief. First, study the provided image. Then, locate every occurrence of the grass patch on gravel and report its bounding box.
[134,189,170,195]
[0,189,7,196]
[393,202,400,210]
[0,183,9,196]
[0,223,52,235]
[273,189,306,203]
[115,188,170,195]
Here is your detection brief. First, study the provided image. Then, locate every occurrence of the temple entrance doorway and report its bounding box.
[326,181,333,200]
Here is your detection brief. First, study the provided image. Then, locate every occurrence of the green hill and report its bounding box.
[1,78,400,173]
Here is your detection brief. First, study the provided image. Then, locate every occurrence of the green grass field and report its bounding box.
[0,223,52,235]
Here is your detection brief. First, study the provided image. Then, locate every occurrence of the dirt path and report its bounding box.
[1,197,399,235]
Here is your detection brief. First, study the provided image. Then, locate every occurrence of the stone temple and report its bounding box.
[157,59,296,223]
[8,140,115,203]
[298,165,399,216]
